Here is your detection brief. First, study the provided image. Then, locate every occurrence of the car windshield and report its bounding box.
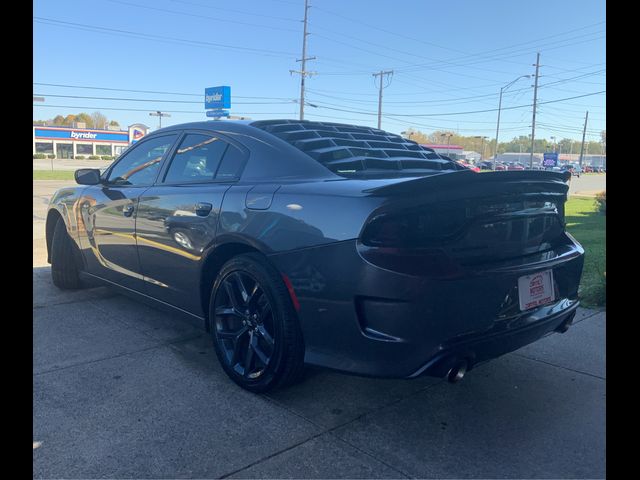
[251,119,465,178]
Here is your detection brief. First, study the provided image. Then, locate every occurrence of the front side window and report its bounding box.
[107,135,177,186]
[164,134,229,184]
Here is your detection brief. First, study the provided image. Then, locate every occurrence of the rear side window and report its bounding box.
[164,134,228,184]
[215,144,245,180]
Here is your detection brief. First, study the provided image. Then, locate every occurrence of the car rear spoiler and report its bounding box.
[364,170,571,197]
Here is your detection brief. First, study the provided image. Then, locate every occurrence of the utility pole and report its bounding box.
[529,52,540,168]
[494,75,530,164]
[578,110,589,168]
[289,0,315,120]
[149,111,170,129]
[373,70,393,129]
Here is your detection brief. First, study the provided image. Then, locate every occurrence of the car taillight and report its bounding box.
[360,208,467,248]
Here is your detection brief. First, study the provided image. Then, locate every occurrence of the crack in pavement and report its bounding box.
[33,294,117,310]
[219,380,446,479]
[34,333,203,377]
[511,352,605,380]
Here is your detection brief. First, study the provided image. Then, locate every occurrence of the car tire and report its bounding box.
[209,253,305,393]
[51,218,82,290]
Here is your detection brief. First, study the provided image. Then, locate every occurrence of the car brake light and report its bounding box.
[361,209,467,248]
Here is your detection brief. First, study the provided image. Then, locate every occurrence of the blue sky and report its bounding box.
[33,0,606,142]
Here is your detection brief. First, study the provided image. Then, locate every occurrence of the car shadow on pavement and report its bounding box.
[33,265,605,479]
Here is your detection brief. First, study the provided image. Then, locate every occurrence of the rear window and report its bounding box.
[251,120,464,177]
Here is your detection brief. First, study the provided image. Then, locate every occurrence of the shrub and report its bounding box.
[88,155,100,160]
[594,191,606,214]
[33,153,46,159]
[101,155,112,161]
[75,155,85,160]
[47,154,55,159]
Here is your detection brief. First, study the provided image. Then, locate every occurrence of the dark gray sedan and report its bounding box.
[46,119,584,392]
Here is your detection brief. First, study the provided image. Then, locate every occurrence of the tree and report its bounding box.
[37,111,121,129]
[62,114,76,126]
[75,112,94,128]
[91,111,108,129]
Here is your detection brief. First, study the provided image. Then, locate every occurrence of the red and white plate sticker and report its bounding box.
[518,269,555,311]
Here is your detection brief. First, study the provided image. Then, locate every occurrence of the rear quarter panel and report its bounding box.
[217,180,387,253]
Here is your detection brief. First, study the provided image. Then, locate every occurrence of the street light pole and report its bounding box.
[474,136,488,162]
[440,133,453,156]
[149,111,171,129]
[494,75,530,166]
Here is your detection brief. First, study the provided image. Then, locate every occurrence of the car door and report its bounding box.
[135,130,248,314]
[78,133,179,290]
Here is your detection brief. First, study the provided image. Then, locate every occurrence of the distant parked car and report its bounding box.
[477,161,494,170]
[507,163,525,171]
[494,163,507,171]
[456,160,480,172]
[583,165,593,173]
[561,164,581,177]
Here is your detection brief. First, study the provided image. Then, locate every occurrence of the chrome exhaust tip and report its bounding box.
[447,360,468,383]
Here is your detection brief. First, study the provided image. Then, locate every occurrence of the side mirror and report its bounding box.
[74,168,102,185]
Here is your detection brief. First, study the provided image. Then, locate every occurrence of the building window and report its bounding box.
[113,145,127,157]
[35,142,53,154]
[76,144,93,155]
[96,144,112,156]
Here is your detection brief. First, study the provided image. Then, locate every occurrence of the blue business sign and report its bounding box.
[34,127,129,143]
[205,86,231,109]
[543,152,559,167]
[206,110,230,118]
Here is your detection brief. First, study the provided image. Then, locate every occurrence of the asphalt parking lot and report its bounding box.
[33,179,606,479]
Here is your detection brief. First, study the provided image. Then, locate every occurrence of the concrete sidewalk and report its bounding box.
[33,266,605,478]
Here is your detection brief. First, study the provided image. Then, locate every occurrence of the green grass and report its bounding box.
[565,195,606,308]
[33,170,76,181]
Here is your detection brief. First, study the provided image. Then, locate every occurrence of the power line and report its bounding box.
[305,90,605,118]
[33,93,293,105]
[167,0,300,22]
[34,17,298,58]
[105,0,299,33]
[314,4,604,68]
[33,104,293,115]
[33,82,293,100]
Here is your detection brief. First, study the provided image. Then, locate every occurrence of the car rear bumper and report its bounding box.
[268,234,584,379]
[408,298,578,378]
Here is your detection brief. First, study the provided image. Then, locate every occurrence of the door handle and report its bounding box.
[123,204,135,217]
[195,202,213,217]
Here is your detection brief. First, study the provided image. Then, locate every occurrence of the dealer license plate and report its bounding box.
[517,270,555,311]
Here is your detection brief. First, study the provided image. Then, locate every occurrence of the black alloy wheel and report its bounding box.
[209,253,305,392]
[213,271,275,380]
